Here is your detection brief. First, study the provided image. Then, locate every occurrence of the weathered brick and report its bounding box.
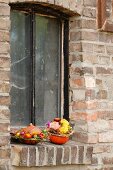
[69,42,82,52]
[0,123,9,133]
[0,31,9,42]
[63,146,70,164]
[70,31,81,41]
[96,67,112,75]
[0,108,10,120]
[98,111,113,120]
[73,89,85,101]
[102,156,113,165]
[85,89,95,100]
[0,70,10,81]
[0,96,10,106]
[78,146,84,164]
[82,43,93,52]
[38,146,46,166]
[84,146,93,164]
[82,31,98,41]
[82,7,96,18]
[96,90,107,99]
[29,147,36,167]
[20,147,28,166]
[82,19,96,29]
[106,46,113,55]
[0,82,10,93]
[69,78,85,88]
[99,131,113,143]
[93,44,105,54]
[83,0,96,7]
[0,149,10,159]
[0,42,9,54]
[71,146,77,164]
[46,146,55,165]
[70,20,82,30]
[0,136,9,146]
[56,147,63,165]
[0,18,10,30]
[0,4,10,16]
[0,57,10,68]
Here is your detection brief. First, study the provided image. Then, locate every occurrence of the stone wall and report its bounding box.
[1,0,113,170]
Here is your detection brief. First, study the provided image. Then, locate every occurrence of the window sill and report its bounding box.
[11,141,93,167]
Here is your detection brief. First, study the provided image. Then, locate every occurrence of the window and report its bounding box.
[10,4,69,126]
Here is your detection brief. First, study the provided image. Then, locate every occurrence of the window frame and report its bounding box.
[10,3,69,127]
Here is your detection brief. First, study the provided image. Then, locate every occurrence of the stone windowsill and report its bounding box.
[11,141,93,167]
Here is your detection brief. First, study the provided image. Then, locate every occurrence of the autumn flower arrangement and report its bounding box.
[46,118,73,144]
[11,123,47,145]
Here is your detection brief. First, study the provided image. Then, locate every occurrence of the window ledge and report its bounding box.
[11,141,93,167]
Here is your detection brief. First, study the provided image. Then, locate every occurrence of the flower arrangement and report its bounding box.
[11,123,47,145]
[46,118,73,144]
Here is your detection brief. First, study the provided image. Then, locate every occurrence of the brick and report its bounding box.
[106,46,113,55]
[85,76,95,88]
[71,112,98,122]
[93,44,105,53]
[63,146,70,164]
[82,7,96,18]
[0,57,10,68]
[78,146,84,164]
[0,82,10,93]
[0,123,9,133]
[99,131,113,143]
[0,4,10,16]
[93,145,111,154]
[72,101,87,110]
[98,111,113,120]
[0,108,10,120]
[96,90,107,99]
[96,67,112,74]
[83,54,98,64]
[82,31,98,41]
[82,19,96,29]
[82,43,93,52]
[0,96,10,106]
[69,42,82,52]
[71,146,77,164]
[102,156,113,164]
[98,56,110,65]
[72,131,88,143]
[70,78,85,88]
[0,70,10,81]
[29,147,36,167]
[46,146,55,165]
[0,18,10,30]
[88,133,98,143]
[70,20,82,30]
[0,31,9,42]
[56,147,63,165]
[0,149,10,159]
[73,89,85,101]
[20,147,28,166]
[82,67,93,75]
[84,146,93,164]
[0,136,9,146]
[69,54,83,64]
[85,89,95,100]
[70,31,81,41]
[0,42,9,53]
[83,0,96,7]
[38,146,46,166]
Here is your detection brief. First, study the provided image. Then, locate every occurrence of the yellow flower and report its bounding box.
[60,119,69,126]
[59,126,69,134]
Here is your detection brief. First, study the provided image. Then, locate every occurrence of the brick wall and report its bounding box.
[0,0,11,169]
[1,0,113,170]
